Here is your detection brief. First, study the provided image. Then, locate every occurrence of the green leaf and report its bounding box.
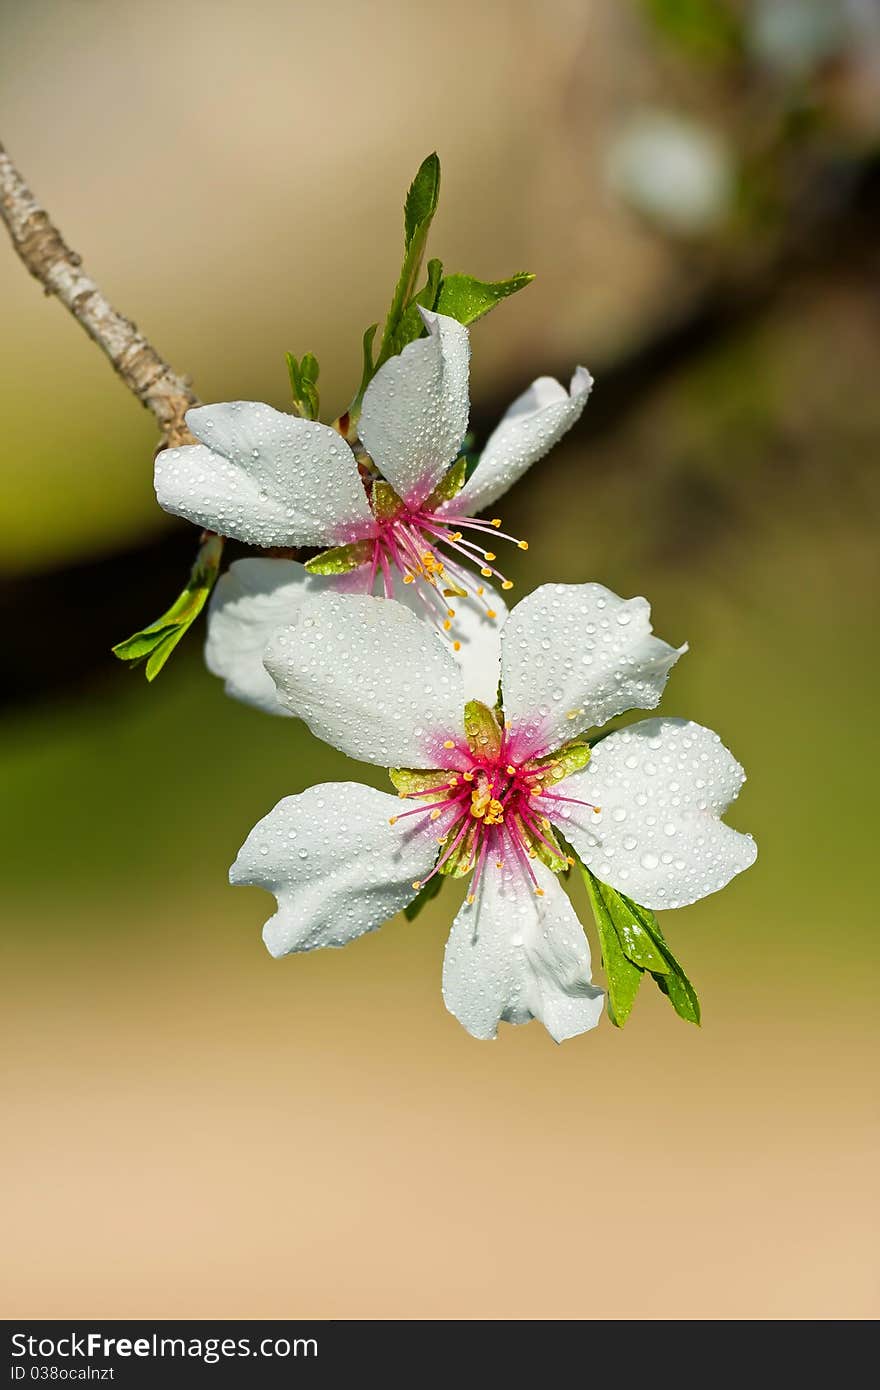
[424,456,467,509]
[286,351,320,419]
[643,912,702,1025]
[594,881,669,974]
[580,865,643,1027]
[376,153,442,370]
[578,862,701,1027]
[404,152,441,249]
[435,271,534,326]
[112,533,223,682]
[403,873,444,922]
[305,539,374,575]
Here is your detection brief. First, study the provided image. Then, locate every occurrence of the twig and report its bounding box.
[0,139,199,446]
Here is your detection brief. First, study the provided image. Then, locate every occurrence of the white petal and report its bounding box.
[230,783,437,957]
[154,401,373,547]
[442,861,604,1042]
[556,718,757,909]
[359,310,470,506]
[450,367,593,517]
[204,558,317,716]
[447,586,507,706]
[500,582,684,758]
[380,575,507,707]
[264,594,466,769]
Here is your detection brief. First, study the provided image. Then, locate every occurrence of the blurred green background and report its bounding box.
[2,0,877,1319]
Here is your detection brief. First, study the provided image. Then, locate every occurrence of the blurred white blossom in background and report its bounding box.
[604,108,734,237]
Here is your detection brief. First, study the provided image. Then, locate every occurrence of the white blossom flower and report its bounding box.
[153,309,591,714]
[230,583,756,1042]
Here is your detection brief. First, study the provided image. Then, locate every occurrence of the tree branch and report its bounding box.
[0,139,199,445]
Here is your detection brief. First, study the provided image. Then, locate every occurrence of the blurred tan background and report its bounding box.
[1,0,878,1319]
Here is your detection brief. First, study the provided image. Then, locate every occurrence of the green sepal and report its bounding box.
[305,539,374,575]
[388,768,450,797]
[515,812,568,875]
[112,533,223,682]
[371,479,406,521]
[424,456,468,509]
[526,738,591,789]
[463,700,503,761]
[286,351,320,420]
[438,819,478,877]
[376,153,441,370]
[580,865,644,1027]
[404,873,445,922]
[435,271,534,326]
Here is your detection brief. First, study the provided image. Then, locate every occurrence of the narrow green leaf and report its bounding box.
[404,152,441,249]
[286,351,320,420]
[404,873,444,922]
[112,533,223,682]
[376,154,442,370]
[435,271,534,326]
[580,865,642,1027]
[641,911,702,1025]
[305,540,374,575]
[381,256,447,363]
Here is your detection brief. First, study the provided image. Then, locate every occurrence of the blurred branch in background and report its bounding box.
[0,141,200,446]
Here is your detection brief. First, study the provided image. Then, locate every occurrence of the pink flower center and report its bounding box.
[364,503,527,644]
[389,742,599,905]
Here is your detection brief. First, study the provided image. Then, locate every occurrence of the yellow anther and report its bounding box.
[403,574,415,585]
[566,856,575,866]
[518,540,529,550]
[443,739,454,748]
[466,893,475,905]
[535,887,545,897]
[480,567,492,578]
[476,586,485,597]
[388,816,398,825]
[463,770,474,782]
[566,708,583,721]
[430,810,442,821]
[506,764,516,775]
[490,518,502,527]
[447,608,455,618]
[484,551,496,562]
[501,580,514,591]
[449,777,459,786]
[453,641,461,651]
[412,880,422,890]
[443,620,452,631]
[486,608,497,620]
[594,805,602,814]
[495,860,503,868]
[530,786,542,796]
[451,531,463,542]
